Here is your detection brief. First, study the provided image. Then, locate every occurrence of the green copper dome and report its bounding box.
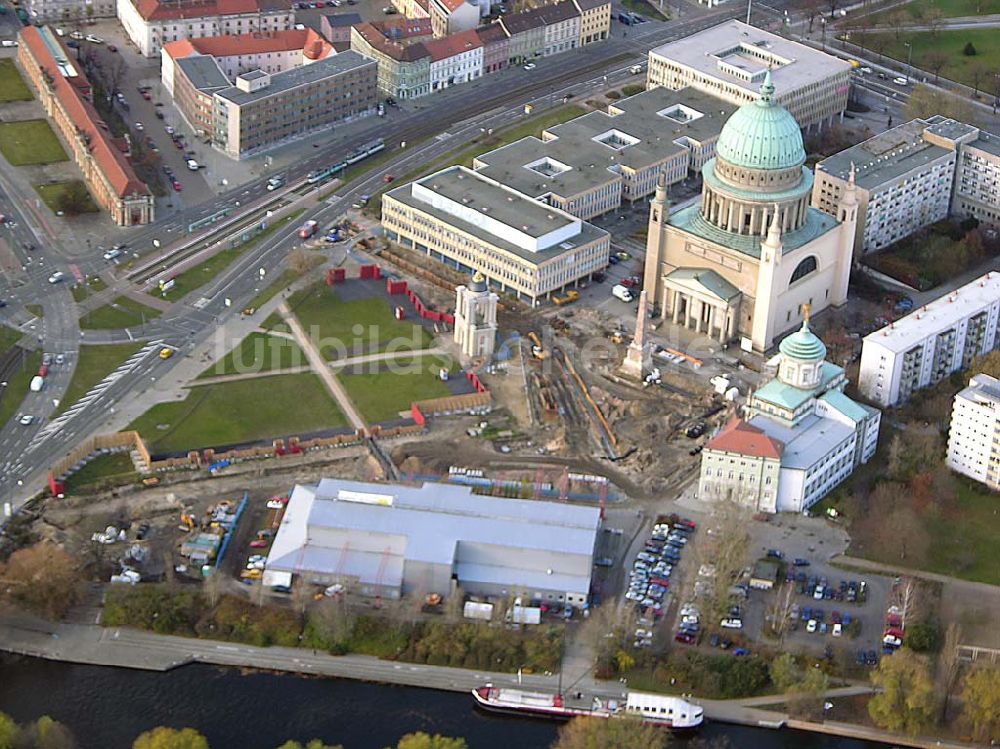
[779,315,827,362]
[715,71,806,172]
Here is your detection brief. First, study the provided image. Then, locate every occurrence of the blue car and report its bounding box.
[732,648,750,657]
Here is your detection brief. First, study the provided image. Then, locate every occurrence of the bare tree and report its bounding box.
[699,501,751,625]
[444,586,466,622]
[766,582,797,643]
[891,577,923,630]
[804,0,824,33]
[104,55,127,100]
[291,577,312,617]
[924,50,950,84]
[203,569,225,607]
[251,578,266,608]
[924,7,945,36]
[969,62,989,97]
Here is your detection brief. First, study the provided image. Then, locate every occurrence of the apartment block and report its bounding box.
[859,271,1000,407]
[382,165,610,304]
[570,0,609,45]
[18,26,154,226]
[27,0,115,22]
[813,119,956,257]
[350,22,432,99]
[647,20,851,129]
[472,87,733,220]
[426,28,482,91]
[942,119,1000,229]
[213,51,377,159]
[947,374,1000,490]
[429,0,479,37]
[321,13,363,43]
[117,0,294,57]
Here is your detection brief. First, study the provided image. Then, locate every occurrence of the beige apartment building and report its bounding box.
[472,86,733,220]
[571,0,610,45]
[213,52,377,159]
[647,20,851,130]
[382,166,610,304]
[350,22,432,99]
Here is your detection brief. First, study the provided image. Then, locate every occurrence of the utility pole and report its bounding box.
[745,0,752,25]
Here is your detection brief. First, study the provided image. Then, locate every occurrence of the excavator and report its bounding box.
[178,508,196,533]
[526,331,549,360]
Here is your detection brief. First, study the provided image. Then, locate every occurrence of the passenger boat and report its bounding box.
[471,684,704,729]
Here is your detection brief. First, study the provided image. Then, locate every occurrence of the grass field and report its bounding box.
[160,211,303,300]
[25,304,43,319]
[198,332,305,378]
[855,29,1000,89]
[0,60,33,103]
[35,181,99,214]
[0,120,68,166]
[247,269,298,311]
[63,452,138,494]
[0,350,42,429]
[867,0,1000,21]
[56,342,142,416]
[338,356,458,423]
[79,296,162,330]
[924,480,1000,585]
[0,325,21,355]
[127,373,346,454]
[271,284,434,358]
[70,276,108,303]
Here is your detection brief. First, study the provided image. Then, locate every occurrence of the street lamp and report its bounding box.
[820,18,827,51]
[904,42,913,83]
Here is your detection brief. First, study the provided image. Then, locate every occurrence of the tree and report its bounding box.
[868,648,938,735]
[551,717,668,749]
[768,653,800,692]
[288,248,322,277]
[27,716,75,749]
[276,742,343,749]
[938,622,963,721]
[906,621,939,652]
[787,666,829,720]
[0,712,18,749]
[960,667,1000,742]
[925,7,945,35]
[964,42,978,56]
[904,84,975,124]
[54,182,94,217]
[132,727,209,749]
[202,570,225,608]
[393,734,467,749]
[0,542,80,618]
[924,50,949,83]
[291,577,312,618]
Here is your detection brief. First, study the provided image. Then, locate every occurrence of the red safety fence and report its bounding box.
[359,265,382,280]
[326,268,346,285]
[411,403,426,427]
[386,279,407,295]
[47,473,65,498]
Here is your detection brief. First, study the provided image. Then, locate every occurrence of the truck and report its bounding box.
[298,220,318,239]
[29,375,44,392]
[551,289,579,306]
[612,284,634,303]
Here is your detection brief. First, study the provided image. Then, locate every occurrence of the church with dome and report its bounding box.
[696,308,881,514]
[642,71,858,352]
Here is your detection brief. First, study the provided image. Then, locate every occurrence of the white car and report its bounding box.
[85,35,103,44]
[523,62,536,71]
[165,126,175,135]
[720,618,743,629]
[0,41,17,48]
[860,66,873,74]
[134,122,144,132]
[70,31,84,40]
[48,271,65,284]
[103,248,122,261]
[883,634,902,647]
[18,414,34,425]
[832,623,843,637]
[893,76,908,86]
[806,619,818,634]
[55,353,65,365]
[813,586,825,600]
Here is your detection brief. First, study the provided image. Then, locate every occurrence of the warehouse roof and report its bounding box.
[266,479,601,589]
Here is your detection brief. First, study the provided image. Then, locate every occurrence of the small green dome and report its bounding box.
[715,71,806,172]
[779,318,827,362]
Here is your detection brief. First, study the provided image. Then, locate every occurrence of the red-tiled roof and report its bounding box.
[705,418,783,460]
[424,27,481,61]
[163,29,332,59]
[133,0,290,22]
[19,27,150,199]
[475,23,507,45]
[432,0,471,12]
[379,16,432,38]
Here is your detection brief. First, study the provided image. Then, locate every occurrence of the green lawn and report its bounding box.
[197,332,305,378]
[855,29,1000,89]
[79,296,161,330]
[70,277,108,303]
[247,269,298,311]
[867,0,1000,22]
[159,211,303,300]
[0,120,68,166]
[56,342,142,416]
[35,181,99,214]
[338,356,458,423]
[925,480,1000,585]
[63,452,138,494]
[0,60,33,103]
[127,373,346,454]
[25,304,43,319]
[0,325,21,355]
[0,349,42,429]
[270,284,434,359]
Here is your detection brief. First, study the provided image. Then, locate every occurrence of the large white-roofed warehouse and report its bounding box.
[264,478,602,607]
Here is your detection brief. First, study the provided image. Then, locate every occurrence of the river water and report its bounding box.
[0,656,891,749]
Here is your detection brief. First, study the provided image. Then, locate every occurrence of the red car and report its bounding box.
[37,364,48,377]
[674,632,695,644]
[172,181,183,192]
[249,539,268,548]
[383,174,394,183]
[885,613,902,628]
[141,90,151,101]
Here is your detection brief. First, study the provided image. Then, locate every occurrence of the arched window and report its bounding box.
[790,256,817,284]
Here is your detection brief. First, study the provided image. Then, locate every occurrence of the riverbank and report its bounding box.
[0,610,972,749]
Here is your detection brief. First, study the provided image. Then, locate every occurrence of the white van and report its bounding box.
[29,375,44,392]
[186,159,199,171]
[612,284,634,303]
[266,175,285,191]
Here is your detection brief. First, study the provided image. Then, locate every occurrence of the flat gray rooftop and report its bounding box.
[650,20,850,95]
[473,87,734,200]
[215,51,372,106]
[176,54,229,92]
[817,119,952,190]
[385,166,609,264]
